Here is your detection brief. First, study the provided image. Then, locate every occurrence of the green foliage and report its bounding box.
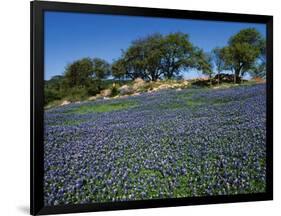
[228,28,263,46]
[121,33,163,81]
[44,88,62,105]
[161,32,196,79]
[211,47,225,83]
[45,75,64,89]
[111,58,127,80]
[249,62,266,79]
[249,37,266,79]
[110,85,120,97]
[193,49,213,78]
[115,32,201,81]
[44,57,112,105]
[64,58,94,88]
[44,75,64,105]
[142,33,164,81]
[86,79,101,96]
[63,57,110,95]
[92,58,111,79]
[212,47,223,71]
[219,28,265,82]
[65,86,89,102]
[69,101,137,114]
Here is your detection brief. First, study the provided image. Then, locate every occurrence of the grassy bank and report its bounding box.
[45,78,263,109]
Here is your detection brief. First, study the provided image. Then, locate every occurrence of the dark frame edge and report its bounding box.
[31,1,45,215]
[37,193,272,215]
[30,1,34,214]
[30,1,273,215]
[266,15,273,200]
[32,0,272,23]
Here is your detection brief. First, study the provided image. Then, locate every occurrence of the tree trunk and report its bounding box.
[234,69,240,84]
[165,70,173,80]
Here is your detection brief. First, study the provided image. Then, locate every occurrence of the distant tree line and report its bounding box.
[45,28,266,105]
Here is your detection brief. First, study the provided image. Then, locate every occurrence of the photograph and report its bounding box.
[43,11,267,206]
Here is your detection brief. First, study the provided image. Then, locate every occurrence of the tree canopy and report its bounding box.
[92,58,111,80]
[219,28,264,83]
[63,57,110,88]
[112,32,211,81]
[64,58,94,88]
[160,32,195,79]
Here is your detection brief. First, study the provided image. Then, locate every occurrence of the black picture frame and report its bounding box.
[30,1,273,215]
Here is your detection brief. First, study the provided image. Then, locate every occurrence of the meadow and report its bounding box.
[44,83,266,206]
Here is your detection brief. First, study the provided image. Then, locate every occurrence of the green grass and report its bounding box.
[62,119,87,126]
[186,99,205,107]
[45,99,65,110]
[173,175,193,197]
[155,83,258,111]
[127,168,168,199]
[158,103,184,110]
[48,119,88,126]
[186,95,233,108]
[157,89,234,111]
[70,101,137,114]
[44,79,261,109]
[138,168,164,178]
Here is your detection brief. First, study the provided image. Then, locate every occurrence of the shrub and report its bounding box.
[65,86,89,102]
[111,86,120,97]
[86,80,101,96]
[44,89,62,106]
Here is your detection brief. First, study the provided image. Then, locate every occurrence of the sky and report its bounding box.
[44,11,266,80]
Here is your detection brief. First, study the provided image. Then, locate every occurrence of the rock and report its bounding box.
[132,78,146,90]
[134,77,145,83]
[214,73,242,83]
[118,85,134,95]
[60,100,70,106]
[132,92,140,96]
[119,95,129,99]
[95,94,102,99]
[253,77,266,83]
[158,84,170,90]
[100,89,112,97]
[88,96,97,101]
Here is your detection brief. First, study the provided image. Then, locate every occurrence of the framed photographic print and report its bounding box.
[30,1,273,215]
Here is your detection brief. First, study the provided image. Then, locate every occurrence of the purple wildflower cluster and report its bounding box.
[44,84,266,206]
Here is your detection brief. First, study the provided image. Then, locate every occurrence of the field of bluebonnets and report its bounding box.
[44,83,266,206]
